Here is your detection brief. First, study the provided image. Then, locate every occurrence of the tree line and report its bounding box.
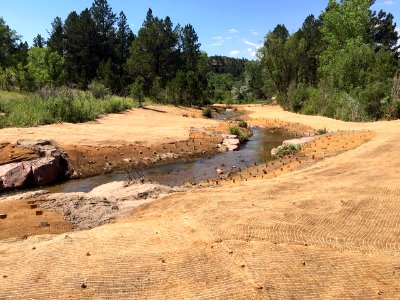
[240,0,400,120]
[0,0,249,107]
[0,0,399,121]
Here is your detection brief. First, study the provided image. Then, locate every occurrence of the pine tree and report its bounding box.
[116,11,134,64]
[47,17,64,56]
[370,10,399,54]
[33,34,46,48]
[90,0,117,62]
[180,24,201,72]
[126,9,180,91]
[297,15,323,86]
[64,9,99,87]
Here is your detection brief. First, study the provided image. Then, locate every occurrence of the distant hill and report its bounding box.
[208,55,248,78]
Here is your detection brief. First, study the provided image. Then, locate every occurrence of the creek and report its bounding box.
[46,126,293,193]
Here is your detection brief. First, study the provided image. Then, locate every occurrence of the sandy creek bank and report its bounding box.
[0,122,374,240]
[2,104,396,299]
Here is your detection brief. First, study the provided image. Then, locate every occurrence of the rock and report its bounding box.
[225,144,239,151]
[272,136,317,156]
[40,221,49,227]
[17,139,52,148]
[159,153,179,160]
[300,136,316,143]
[223,138,240,146]
[0,162,33,189]
[16,139,63,158]
[282,136,316,147]
[221,134,237,139]
[43,148,62,158]
[216,168,224,175]
[31,157,64,186]
[221,135,240,151]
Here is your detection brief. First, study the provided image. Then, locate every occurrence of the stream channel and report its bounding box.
[47,112,294,193]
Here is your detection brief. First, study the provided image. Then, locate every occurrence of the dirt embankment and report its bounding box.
[0,143,38,165]
[199,130,375,187]
[0,106,227,179]
[0,106,375,241]
[62,128,223,178]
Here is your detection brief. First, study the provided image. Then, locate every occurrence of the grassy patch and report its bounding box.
[230,126,250,143]
[315,128,327,135]
[273,144,301,158]
[0,90,134,128]
[202,106,212,118]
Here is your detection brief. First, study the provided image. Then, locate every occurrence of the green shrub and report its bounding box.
[273,144,301,158]
[234,118,248,128]
[288,84,309,112]
[315,128,327,135]
[103,98,132,114]
[202,106,212,118]
[230,126,249,143]
[88,81,110,99]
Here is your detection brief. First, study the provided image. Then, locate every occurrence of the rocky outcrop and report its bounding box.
[0,140,70,192]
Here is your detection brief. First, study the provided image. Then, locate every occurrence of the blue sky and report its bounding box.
[1,0,399,59]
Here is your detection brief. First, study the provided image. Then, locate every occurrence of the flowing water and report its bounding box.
[46,127,293,193]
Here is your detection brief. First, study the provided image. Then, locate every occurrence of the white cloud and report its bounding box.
[250,29,259,36]
[243,40,262,58]
[211,36,225,46]
[229,28,238,33]
[246,48,257,58]
[230,50,240,56]
[211,36,233,47]
[244,40,263,49]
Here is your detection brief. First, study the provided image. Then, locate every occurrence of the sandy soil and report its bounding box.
[0,106,214,146]
[0,199,72,240]
[0,143,38,165]
[1,104,400,298]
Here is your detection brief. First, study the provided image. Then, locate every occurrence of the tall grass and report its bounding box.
[0,89,134,128]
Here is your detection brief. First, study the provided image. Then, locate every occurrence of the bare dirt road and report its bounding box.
[1,105,400,299]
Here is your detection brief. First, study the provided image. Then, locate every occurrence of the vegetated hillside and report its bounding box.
[208,55,248,78]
